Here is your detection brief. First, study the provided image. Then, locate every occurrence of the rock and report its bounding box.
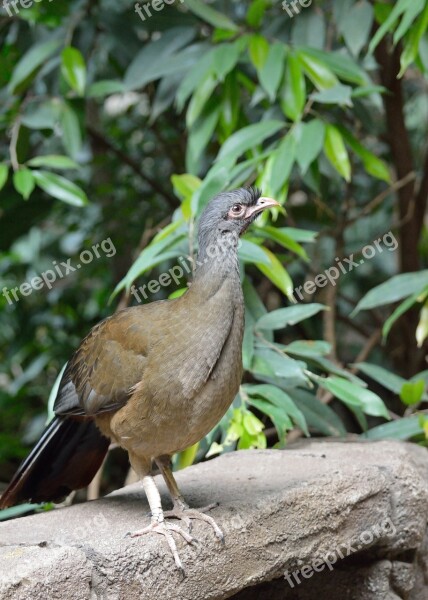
[0,440,427,600]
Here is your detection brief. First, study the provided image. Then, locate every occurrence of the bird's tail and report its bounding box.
[0,416,110,509]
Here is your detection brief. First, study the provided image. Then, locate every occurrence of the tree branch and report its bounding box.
[87,126,178,209]
[374,39,420,272]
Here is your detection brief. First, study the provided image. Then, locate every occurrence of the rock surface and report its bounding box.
[0,440,427,600]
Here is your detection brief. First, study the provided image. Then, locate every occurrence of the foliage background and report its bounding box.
[1,0,428,516]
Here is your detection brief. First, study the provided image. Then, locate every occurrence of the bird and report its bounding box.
[0,187,279,571]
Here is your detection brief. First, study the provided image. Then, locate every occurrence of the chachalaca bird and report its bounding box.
[0,187,279,570]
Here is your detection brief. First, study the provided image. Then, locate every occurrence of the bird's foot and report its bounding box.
[127,519,195,573]
[163,501,224,542]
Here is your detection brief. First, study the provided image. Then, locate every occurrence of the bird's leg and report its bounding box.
[126,456,194,572]
[155,455,224,542]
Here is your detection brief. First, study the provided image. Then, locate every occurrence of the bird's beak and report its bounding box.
[245,197,280,218]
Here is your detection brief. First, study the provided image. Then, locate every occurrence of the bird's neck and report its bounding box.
[192,232,241,289]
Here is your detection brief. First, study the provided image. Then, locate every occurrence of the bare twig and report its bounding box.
[87,126,178,208]
[348,171,416,226]
[9,120,20,172]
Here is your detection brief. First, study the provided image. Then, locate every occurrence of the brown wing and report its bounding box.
[54,307,152,416]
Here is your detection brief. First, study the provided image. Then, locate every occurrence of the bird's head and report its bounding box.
[197,187,279,255]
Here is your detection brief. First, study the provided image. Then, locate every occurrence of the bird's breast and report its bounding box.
[109,290,244,458]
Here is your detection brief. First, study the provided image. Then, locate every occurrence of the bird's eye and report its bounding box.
[229,203,244,217]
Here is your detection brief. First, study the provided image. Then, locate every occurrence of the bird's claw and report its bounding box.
[126,503,223,571]
[163,502,224,542]
[127,519,196,572]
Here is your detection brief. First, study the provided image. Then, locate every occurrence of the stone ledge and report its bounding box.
[0,440,427,600]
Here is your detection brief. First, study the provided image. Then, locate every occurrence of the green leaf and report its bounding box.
[13,168,35,200]
[279,227,317,243]
[116,249,185,299]
[297,50,338,90]
[382,287,428,340]
[312,83,353,107]
[412,370,428,386]
[281,54,306,121]
[295,119,325,174]
[248,34,269,71]
[307,356,364,386]
[186,74,217,128]
[244,278,270,324]
[299,47,369,86]
[59,102,82,160]
[244,383,309,436]
[21,99,61,130]
[243,411,265,435]
[212,42,242,81]
[216,120,283,163]
[340,0,373,56]
[399,2,428,76]
[317,376,390,419]
[176,50,214,111]
[220,72,240,136]
[229,153,268,189]
[242,312,255,371]
[283,340,331,358]
[0,503,43,521]
[124,28,197,90]
[246,397,292,445]
[252,347,308,387]
[239,239,271,266]
[151,72,185,124]
[324,124,351,181]
[114,224,186,295]
[351,84,386,99]
[290,388,347,437]
[354,362,406,395]
[186,104,220,174]
[47,363,67,423]
[268,134,296,197]
[169,287,188,299]
[394,0,425,45]
[8,40,61,94]
[246,0,268,27]
[32,170,88,207]
[256,246,294,299]
[171,173,201,214]
[184,0,238,31]
[259,43,286,101]
[256,303,326,330]
[0,164,8,191]
[254,225,308,261]
[352,271,428,314]
[61,47,86,96]
[153,219,186,244]
[338,127,390,182]
[369,0,423,53]
[416,302,428,347]
[362,416,424,440]
[175,442,199,470]
[400,380,425,406]
[87,80,126,98]
[27,155,79,170]
[192,166,228,214]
